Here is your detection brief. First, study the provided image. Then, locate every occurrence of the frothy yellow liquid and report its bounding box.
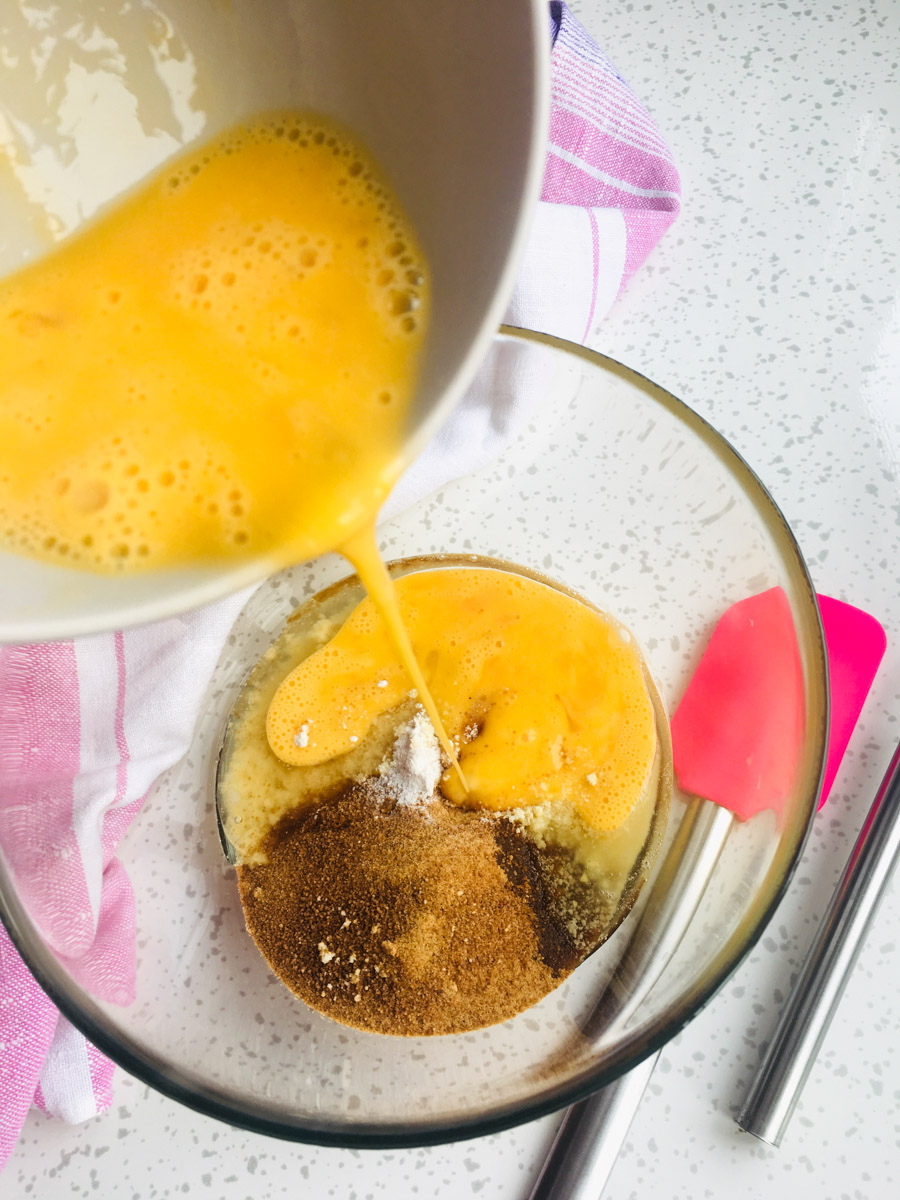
[266,566,658,836]
[0,109,468,783]
[0,112,427,571]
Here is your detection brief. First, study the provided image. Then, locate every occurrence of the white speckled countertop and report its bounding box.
[9,1,900,1196]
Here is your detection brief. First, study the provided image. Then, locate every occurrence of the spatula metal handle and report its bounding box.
[591,797,734,1027]
[528,797,733,1200]
[527,1053,658,1200]
[737,740,900,1147]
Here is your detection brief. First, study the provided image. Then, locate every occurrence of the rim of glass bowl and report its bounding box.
[0,327,829,1149]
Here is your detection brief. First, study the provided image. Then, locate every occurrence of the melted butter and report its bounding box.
[0,111,427,571]
[266,567,658,836]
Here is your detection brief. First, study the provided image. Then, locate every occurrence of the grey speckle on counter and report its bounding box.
[9,0,900,1197]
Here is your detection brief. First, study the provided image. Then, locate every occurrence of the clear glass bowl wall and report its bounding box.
[0,329,827,1146]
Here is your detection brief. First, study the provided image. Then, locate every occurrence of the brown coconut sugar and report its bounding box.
[236,783,583,1037]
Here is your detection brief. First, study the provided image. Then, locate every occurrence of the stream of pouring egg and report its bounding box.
[340,528,468,789]
[0,110,465,784]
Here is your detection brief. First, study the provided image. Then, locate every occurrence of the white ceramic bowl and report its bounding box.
[0,0,549,643]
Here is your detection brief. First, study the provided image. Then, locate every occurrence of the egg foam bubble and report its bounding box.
[266,565,660,839]
[0,112,428,572]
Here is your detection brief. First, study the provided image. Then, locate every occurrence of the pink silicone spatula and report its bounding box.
[528,590,885,1200]
[671,586,806,823]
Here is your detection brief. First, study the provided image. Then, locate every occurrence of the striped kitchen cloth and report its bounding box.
[0,1,680,1167]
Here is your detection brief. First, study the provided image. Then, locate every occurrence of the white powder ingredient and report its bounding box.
[374,710,442,806]
[294,723,309,748]
[318,942,335,964]
[586,772,598,786]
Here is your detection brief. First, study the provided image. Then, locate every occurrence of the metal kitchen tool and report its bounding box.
[737,738,899,1146]
[527,798,732,1200]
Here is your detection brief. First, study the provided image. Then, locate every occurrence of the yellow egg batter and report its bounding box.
[0,111,427,571]
[267,566,659,838]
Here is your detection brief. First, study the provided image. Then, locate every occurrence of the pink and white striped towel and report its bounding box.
[0,3,679,1167]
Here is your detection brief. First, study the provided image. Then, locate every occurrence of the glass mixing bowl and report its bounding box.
[0,329,828,1146]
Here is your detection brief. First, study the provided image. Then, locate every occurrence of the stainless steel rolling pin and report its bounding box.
[737,740,900,1147]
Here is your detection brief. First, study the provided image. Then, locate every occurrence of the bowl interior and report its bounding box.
[0,0,548,642]
[215,553,673,961]
[0,330,827,1145]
